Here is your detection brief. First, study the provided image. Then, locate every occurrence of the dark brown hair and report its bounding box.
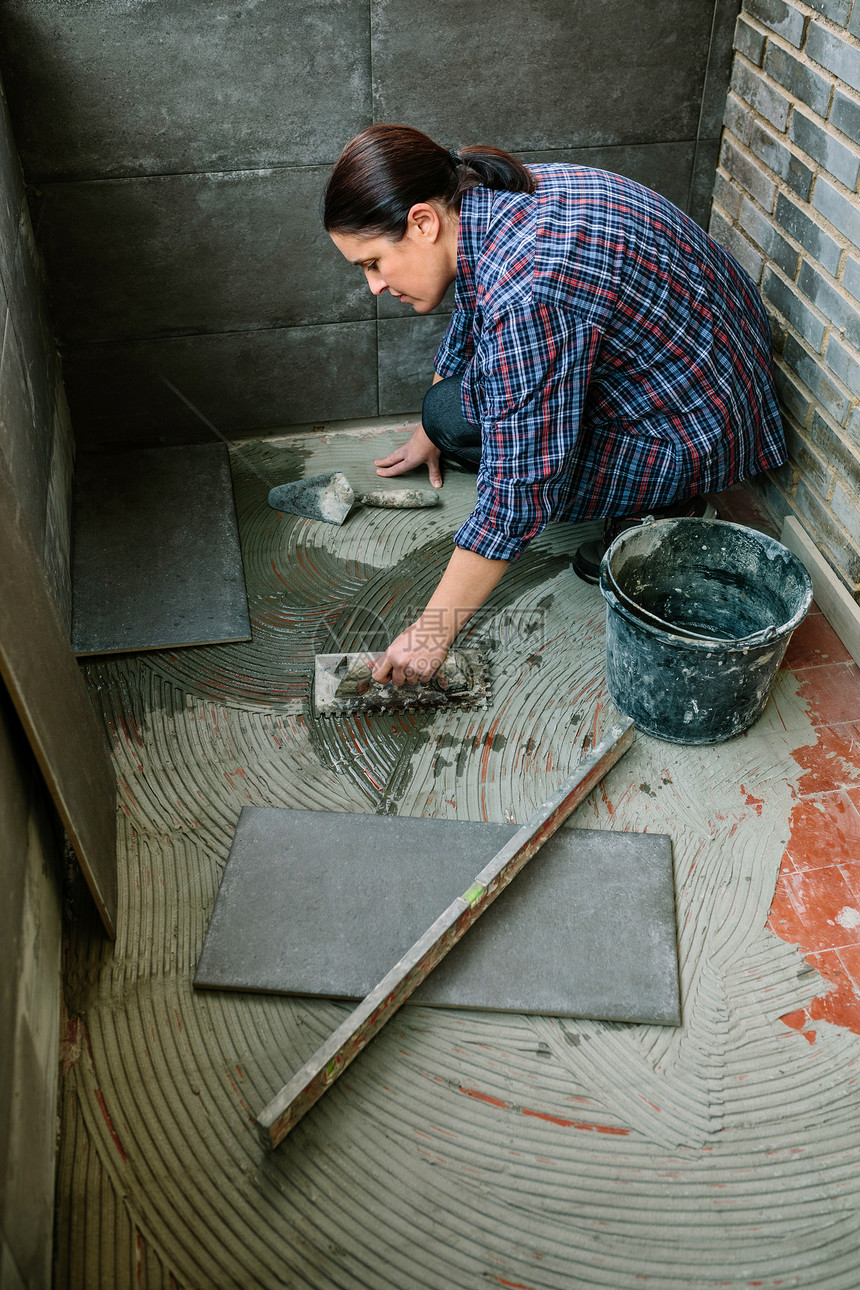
[323,123,536,238]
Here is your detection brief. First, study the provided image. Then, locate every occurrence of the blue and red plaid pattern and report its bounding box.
[434,166,786,562]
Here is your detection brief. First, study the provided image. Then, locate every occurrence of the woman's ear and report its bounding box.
[406,202,443,242]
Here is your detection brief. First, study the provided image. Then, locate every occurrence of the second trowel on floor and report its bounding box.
[268,471,442,525]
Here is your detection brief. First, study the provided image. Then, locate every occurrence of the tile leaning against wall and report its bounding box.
[0,0,740,446]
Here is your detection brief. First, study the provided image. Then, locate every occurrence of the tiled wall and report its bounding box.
[0,0,740,451]
[0,83,75,622]
[711,0,860,596]
[0,77,72,1290]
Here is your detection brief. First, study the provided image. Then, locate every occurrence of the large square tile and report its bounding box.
[63,322,379,450]
[0,0,371,178]
[378,314,454,414]
[371,0,715,152]
[32,168,372,344]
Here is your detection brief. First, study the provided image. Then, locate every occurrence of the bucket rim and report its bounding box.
[598,516,813,650]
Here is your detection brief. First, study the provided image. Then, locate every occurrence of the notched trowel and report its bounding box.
[314,649,491,715]
[268,471,441,526]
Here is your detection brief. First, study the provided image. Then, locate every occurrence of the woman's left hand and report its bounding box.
[372,616,450,686]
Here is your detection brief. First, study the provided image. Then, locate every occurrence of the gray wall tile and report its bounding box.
[378,315,453,415]
[0,313,47,548]
[521,141,696,213]
[6,220,60,490]
[0,0,738,443]
[371,0,715,152]
[700,1,744,138]
[376,280,456,321]
[690,138,723,227]
[0,85,24,283]
[0,0,372,179]
[33,168,373,345]
[63,323,379,450]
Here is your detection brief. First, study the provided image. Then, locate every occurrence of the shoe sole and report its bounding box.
[573,503,720,586]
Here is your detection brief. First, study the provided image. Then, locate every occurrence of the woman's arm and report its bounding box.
[372,545,508,685]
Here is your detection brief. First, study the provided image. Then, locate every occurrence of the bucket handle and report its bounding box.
[603,561,778,646]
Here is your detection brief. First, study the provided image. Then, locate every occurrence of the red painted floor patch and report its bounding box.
[783,791,860,872]
[770,727,860,1042]
[719,485,860,1043]
[794,663,860,726]
[781,611,853,671]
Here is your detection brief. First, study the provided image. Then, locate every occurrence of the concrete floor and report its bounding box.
[56,422,860,1289]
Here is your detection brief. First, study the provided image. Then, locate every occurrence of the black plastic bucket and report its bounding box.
[599,518,813,744]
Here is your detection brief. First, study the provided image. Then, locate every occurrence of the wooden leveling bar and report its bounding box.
[257,718,635,1148]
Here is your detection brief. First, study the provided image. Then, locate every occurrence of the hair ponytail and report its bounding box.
[323,124,536,239]
[452,146,535,204]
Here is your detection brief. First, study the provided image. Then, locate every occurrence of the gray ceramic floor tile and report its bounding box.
[71,443,251,655]
[195,807,680,1025]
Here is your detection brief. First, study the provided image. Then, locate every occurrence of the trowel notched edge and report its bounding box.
[314,649,491,715]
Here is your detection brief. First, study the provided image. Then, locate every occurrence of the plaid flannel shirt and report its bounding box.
[434,166,786,562]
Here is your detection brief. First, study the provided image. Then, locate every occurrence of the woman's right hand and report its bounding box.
[374,424,442,488]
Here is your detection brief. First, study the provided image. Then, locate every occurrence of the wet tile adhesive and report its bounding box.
[60,422,860,1288]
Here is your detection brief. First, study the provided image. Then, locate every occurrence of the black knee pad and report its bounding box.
[422,377,465,452]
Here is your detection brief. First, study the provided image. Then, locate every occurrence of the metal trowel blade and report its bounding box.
[268,471,355,525]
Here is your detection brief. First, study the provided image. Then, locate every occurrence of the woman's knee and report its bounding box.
[422,377,478,454]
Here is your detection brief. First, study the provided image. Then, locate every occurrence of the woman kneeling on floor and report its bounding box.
[325,124,786,685]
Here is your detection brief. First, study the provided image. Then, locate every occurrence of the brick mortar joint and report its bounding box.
[782,414,838,502]
[733,25,860,131]
[765,255,838,345]
[719,123,858,292]
[742,3,859,40]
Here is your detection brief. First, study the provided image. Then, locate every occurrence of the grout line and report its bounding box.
[25,140,708,191]
[58,317,385,350]
[686,0,721,215]
[58,312,455,353]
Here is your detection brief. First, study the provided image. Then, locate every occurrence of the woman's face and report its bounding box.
[331,203,458,314]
